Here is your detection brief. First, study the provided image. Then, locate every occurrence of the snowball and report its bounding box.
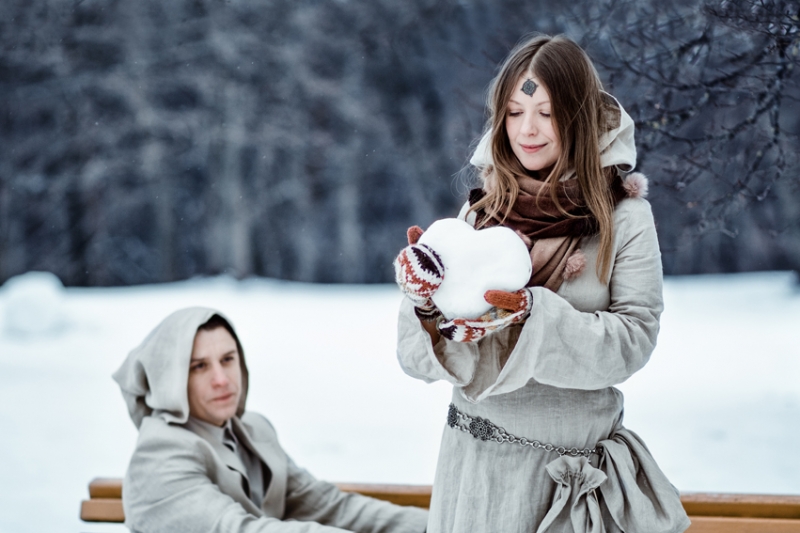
[2,271,65,336]
[417,218,532,319]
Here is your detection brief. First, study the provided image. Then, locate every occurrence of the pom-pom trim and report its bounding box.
[622,172,648,199]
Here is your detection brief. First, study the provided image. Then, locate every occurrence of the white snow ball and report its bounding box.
[2,271,66,336]
[418,218,532,319]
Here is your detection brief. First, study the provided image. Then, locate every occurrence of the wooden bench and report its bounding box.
[81,478,800,532]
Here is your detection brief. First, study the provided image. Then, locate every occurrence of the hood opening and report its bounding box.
[112,307,249,429]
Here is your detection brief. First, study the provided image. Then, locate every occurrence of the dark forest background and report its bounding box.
[1,0,799,286]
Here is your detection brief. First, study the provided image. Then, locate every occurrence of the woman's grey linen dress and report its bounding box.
[396,197,691,533]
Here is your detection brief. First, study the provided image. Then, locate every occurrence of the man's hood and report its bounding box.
[112,307,249,429]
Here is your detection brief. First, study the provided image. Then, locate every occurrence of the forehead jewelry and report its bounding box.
[521,78,538,96]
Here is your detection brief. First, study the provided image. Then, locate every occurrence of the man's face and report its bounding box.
[187,327,242,427]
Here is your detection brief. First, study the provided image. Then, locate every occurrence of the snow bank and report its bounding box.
[0,272,798,533]
[1,271,65,336]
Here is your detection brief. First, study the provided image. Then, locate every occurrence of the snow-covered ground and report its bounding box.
[0,271,798,533]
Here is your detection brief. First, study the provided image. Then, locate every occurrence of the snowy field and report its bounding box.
[0,271,799,533]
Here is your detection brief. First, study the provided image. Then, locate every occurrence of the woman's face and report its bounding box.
[504,76,561,174]
[187,326,242,426]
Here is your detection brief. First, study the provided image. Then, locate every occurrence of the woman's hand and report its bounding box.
[393,226,445,314]
[438,288,533,343]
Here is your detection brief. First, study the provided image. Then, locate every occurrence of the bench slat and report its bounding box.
[88,477,123,499]
[682,493,800,520]
[80,498,126,523]
[81,478,800,527]
[335,483,432,509]
[686,516,800,532]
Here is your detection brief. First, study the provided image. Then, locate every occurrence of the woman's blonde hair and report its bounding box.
[472,34,620,282]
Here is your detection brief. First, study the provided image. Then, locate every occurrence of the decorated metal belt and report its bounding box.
[447,403,601,458]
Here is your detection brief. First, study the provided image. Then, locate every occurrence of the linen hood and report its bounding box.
[113,307,249,429]
[469,92,637,172]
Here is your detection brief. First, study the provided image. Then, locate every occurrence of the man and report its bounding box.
[113,307,428,533]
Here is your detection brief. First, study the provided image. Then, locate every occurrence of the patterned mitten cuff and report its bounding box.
[438,289,533,343]
[413,302,443,322]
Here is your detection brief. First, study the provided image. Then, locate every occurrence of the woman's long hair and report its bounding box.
[472,34,619,283]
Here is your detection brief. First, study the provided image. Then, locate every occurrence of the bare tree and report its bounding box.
[576,0,800,273]
[2,0,799,286]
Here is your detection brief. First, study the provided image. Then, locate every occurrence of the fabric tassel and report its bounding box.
[563,249,586,281]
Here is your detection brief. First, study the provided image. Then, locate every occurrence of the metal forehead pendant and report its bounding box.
[521,78,538,96]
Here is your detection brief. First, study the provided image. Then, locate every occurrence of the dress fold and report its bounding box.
[537,456,607,533]
[597,428,691,533]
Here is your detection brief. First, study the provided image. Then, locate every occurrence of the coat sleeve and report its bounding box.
[123,427,353,533]
[394,199,483,387]
[396,297,480,386]
[282,457,428,533]
[396,198,664,402]
[504,198,664,393]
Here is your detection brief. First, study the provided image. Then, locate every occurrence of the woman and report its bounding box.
[394,35,691,533]
[113,307,428,533]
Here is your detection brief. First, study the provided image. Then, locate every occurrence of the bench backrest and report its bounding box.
[81,478,800,532]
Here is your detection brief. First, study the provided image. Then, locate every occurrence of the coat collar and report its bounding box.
[233,415,287,518]
[184,415,287,518]
[184,417,249,480]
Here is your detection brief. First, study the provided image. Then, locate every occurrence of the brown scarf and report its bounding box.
[470,174,626,292]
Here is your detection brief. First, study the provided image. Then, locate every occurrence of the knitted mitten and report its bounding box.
[393,226,445,320]
[438,288,533,342]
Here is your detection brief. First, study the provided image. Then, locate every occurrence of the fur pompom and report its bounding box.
[563,249,586,281]
[622,172,648,199]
